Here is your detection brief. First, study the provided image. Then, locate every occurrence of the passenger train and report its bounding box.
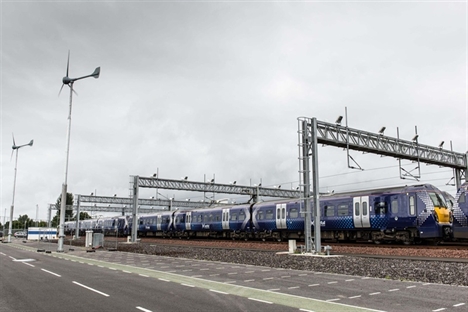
[64,183,454,245]
[451,182,468,240]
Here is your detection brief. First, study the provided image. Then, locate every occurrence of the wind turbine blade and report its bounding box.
[58,83,65,96]
[10,134,15,161]
[66,50,70,77]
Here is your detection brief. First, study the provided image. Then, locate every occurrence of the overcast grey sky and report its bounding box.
[1,1,467,222]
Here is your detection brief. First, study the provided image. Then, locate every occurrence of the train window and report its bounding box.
[230,213,238,221]
[216,214,220,222]
[257,210,264,220]
[266,209,273,219]
[409,196,416,215]
[324,205,334,217]
[209,214,213,222]
[354,203,360,215]
[429,193,447,208]
[391,200,398,214]
[290,208,298,218]
[338,205,348,216]
[362,202,368,216]
[459,193,466,204]
[239,211,245,221]
[197,215,202,223]
[375,202,386,215]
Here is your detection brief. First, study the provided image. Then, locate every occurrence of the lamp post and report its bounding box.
[8,137,33,243]
[57,52,100,252]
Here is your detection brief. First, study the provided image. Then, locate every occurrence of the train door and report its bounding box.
[276,204,287,229]
[156,214,162,231]
[353,196,370,228]
[222,209,230,230]
[186,212,192,231]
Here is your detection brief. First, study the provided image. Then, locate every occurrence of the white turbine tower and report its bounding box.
[58,51,100,252]
[8,135,33,243]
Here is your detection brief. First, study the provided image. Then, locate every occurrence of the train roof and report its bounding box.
[320,183,441,198]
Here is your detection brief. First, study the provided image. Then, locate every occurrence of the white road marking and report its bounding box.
[432,308,446,312]
[406,285,416,289]
[123,270,132,273]
[388,289,399,292]
[288,286,300,289]
[326,298,340,302]
[23,262,34,267]
[267,288,280,291]
[0,252,6,256]
[210,289,229,294]
[299,273,308,276]
[228,272,238,275]
[181,283,195,287]
[327,281,337,284]
[244,279,255,282]
[209,274,219,276]
[158,278,170,282]
[369,292,381,296]
[454,303,465,307]
[72,281,109,297]
[139,274,149,277]
[248,298,272,304]
[136,306,152,312]
[281,276,291,278]
[308,284,319,287]
[300,309,315,312]
[345,279,355,282]
[41,269,61,277]
[349,295,361,299]
[263,277,274,280]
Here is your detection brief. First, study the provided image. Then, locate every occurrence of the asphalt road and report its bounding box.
[1,241,467,312]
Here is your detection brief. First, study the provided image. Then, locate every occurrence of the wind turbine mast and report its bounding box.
[57,51,100,252]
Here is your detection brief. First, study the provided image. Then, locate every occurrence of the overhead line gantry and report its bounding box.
[298,116,468,254]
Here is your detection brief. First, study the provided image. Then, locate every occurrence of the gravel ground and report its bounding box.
[108,241,468,287]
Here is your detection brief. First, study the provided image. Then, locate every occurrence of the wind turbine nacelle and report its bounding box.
[63,76,73,84]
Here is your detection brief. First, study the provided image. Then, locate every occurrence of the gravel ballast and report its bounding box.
[112,242,468,287]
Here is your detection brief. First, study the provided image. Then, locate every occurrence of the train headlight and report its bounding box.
[433,211,439,222]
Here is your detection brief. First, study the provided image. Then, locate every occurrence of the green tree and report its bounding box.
[77,211,92,220]
[51,192,74,227]
[16,214,33,230]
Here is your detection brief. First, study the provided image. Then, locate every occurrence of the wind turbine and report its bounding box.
[57,51,100,252]
[8,134,33,243]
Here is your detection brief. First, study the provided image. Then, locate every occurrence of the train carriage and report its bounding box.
[452,182,468,240]
[251,200,304,241]
[318,184,452,244]
[138,212,173,237]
